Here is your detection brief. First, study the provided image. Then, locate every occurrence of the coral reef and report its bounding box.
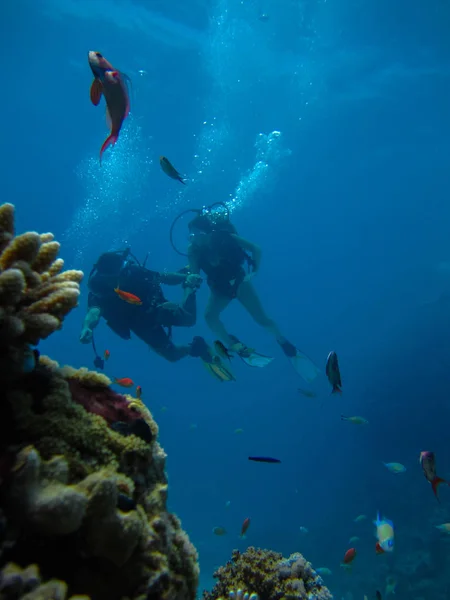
[0,204,199,600]
[0,356,199,600]
[203,547,333,600]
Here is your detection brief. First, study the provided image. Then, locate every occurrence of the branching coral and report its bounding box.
[203,547,333,600]
[0,203,82,377]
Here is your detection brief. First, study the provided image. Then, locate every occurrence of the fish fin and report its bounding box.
[121,72,133,95]
[178,176,187,185]
[432,476,447,501]
[331,385,342,394]
[90,78,103,105]
[99,133,118,164]
[106,107,112,130]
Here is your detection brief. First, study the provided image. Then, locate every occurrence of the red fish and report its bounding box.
[375,542,385,555]
[104,349,111,361]
[342,548,356,565]
[159,156,186,184]
[114,288,142,305]
[419,451,449,501]
[240,517,251,538]
[113,377,134,388]
[136,385,142,400]
[88,51,130,163]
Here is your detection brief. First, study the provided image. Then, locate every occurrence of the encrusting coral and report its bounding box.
[202,547,333,600]
[0,204,199,600]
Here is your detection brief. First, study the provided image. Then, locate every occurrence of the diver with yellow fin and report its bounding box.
[80,248,235,382]
[169,204,320,382]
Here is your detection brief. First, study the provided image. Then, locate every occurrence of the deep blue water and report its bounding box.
[3,0,450,598]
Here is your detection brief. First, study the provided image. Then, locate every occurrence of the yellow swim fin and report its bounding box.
[203,357,236,382]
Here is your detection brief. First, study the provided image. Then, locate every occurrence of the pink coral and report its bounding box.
[67,380,140,425]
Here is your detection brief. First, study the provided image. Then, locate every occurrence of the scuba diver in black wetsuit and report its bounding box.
[170,204,320,382]
[79,249,235,381]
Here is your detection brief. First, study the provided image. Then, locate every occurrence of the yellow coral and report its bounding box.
[0,202,83,350]
[60,365,112,388]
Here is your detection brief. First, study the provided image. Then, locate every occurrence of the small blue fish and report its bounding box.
[383,462,406,474]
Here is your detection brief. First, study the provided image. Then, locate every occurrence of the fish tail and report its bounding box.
[432,476,447,500]
[99,133,118,163]
[332,386,342,394]
[340,415,348,421]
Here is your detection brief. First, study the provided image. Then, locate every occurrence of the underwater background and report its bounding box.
[2,0,450,597]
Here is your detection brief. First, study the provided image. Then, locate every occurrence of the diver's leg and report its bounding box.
[204,291,234,346]
[237,281,319,380]
[156,288,197,328]
[236,280,283,339]
[134,324,191,362]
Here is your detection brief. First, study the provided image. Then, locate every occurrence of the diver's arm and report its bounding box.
[187,243,202,275]
[158,272,188,286]
[80,307,101,343]
[159,268,202,295]
[232,235,262,272]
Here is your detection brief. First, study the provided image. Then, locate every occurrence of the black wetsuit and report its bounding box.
[195,230,250,299]
[88,262,196,362]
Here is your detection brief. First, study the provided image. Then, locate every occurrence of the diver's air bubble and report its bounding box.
[63,117,153,263]
[225,130,291,214]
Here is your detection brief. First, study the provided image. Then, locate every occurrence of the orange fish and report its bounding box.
[159,156,186,185]
[113,377,134,388]
[375,541,385,555]
[136,385,142,400]
[240,517,251,538]
[114,288,142,305]
[342,548,357,565]
[88,51,130,163]
[104,349,111,361]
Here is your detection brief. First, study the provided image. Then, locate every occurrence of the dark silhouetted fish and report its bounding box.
[248,456,281,463]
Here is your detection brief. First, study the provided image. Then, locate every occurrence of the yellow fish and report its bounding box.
[341,415,369,425]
